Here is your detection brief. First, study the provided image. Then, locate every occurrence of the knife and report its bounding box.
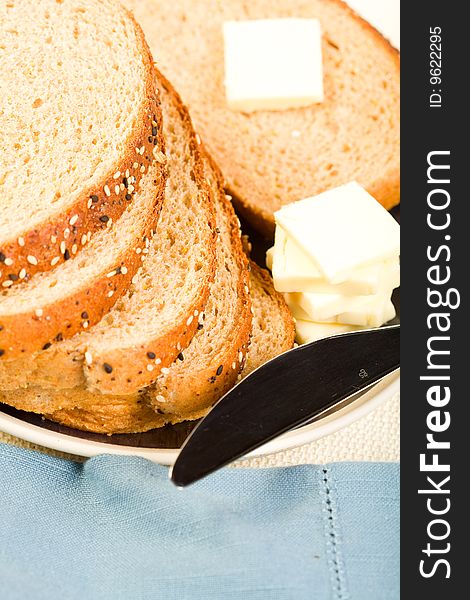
[171,324,399,487]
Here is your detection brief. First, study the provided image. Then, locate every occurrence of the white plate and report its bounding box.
[0,371,399,464]
[0,0,399,463]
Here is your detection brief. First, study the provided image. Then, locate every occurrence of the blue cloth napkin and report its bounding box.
[0,444,399,600]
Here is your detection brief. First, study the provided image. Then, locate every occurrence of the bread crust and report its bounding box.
[0,11,165,287]
[0,172,164,359]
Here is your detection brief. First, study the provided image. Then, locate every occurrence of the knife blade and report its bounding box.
[171,324,399,487]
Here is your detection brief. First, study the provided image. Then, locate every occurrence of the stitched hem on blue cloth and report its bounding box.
[321,467,349,599]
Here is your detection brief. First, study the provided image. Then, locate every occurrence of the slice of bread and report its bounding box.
[127,0,400,236]
[0,75,217,392]
[0,263,294,433]
[146,154,252,419]
[0,0,165,285]
[0,162,163,359]
[243,263,295,376]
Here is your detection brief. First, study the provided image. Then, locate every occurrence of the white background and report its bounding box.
[347,0,400,49]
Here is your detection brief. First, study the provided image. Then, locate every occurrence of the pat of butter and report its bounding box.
[223,19,324,112]
[269,226,400,295]
[295,320,363,345]
[286,291,396,327]
[275,182,400,284]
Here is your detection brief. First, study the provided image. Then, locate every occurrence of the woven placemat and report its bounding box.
[0,393,399,466]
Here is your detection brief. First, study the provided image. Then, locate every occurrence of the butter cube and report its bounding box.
[286,291,396,328]
[223,19,324,112]
[269,226,400,295]
[275,182,400,284]
[295,320,363,345]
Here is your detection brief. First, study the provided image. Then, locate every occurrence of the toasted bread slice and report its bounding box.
[0,0,166,285]
[0,162,163,359]
[0,75,216,390]
[146,154,252,418]
[243,263,295,376]
[0,264,294,433]
[127,0,400,236]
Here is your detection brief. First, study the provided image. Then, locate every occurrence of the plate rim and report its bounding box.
[0,371,399,465]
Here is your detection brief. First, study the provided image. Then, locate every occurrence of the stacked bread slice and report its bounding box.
[0,1,294,433]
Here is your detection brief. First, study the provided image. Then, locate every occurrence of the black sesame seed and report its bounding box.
[147,351,156,359]
[215,227,220,234]
[178,352,184,361]
[90,195,99,203]
[0,349,5,357]
[103,363,113,374]
[209,376,216,384]
[0,253,5,263]
[115,266,122,274]
[8,274,19,281]
[153,138,158,145]
[99,215,109,223]
[216,365,223,376]
[123,177,128,188]
[152,126,157,136]
[81,311,89,319]
[55,333,64,342]
[42,343,51,350]
[197,323,204,330]
[148,136,153,143]
[125,193,132,201]
[63,249,70,260]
